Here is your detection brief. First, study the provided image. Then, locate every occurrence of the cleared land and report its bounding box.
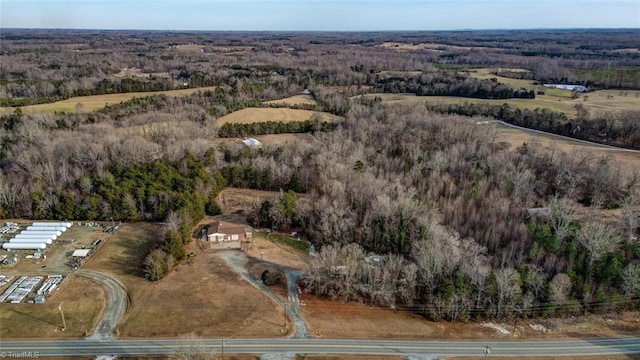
[216,107,341,125]
[359,87,640,118]
[83,222,288,338]
[299,294,640,341]
[378,42,497,52]
[0,86,217,114]
[264,94,318,106]
[493,123,640,174]
[0,276,105,339]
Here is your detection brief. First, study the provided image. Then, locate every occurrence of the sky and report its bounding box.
[1,0,639,31]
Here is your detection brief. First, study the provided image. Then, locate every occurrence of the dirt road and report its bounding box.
[215,251,310,338]
[76,270,129,340]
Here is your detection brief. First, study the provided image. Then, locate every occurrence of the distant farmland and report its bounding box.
[0,86,218,114]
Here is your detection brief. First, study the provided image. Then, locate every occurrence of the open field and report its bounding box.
[378,42,498,52]
[217,187,311,216]
[299,294,640,341]
[174,44,205,52]
[469,68,640,112]
[359,89,640,118]
[264,94,318,106]
[253,133,315,146]
[493,124,640,174]
[0,86,218,114]
[358,93,577,115]
[247,232,308,270]
[0,276,105,339]
[216,107,341,125]
[83,222,288,338]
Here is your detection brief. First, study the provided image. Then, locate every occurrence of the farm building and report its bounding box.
[71,249,91,258]
[204,221,252,251]
[543,84,588,92]
[241,137,262,148]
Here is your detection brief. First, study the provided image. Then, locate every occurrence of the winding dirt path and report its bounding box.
[215,251,310,338]
[76,270,129,340]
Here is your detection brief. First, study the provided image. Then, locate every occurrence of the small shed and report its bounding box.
[241,138,262,148]
[71,249,91,258]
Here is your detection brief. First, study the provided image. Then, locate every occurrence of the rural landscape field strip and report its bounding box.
[2,337,639,357]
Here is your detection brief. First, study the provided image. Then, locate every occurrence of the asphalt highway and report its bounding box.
[1,337,639,357]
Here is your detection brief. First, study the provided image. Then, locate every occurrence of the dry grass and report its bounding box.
[83,222,288,338]
[253,133,314,146]
[378,42,496,52]
[217,187,311,216]
[264,94,317,106]
[445,356,640,360]
[493,124,640,174]
[0,86,217,114]
[300,293,640,342]
[300,294,495,340]
[296,356,404,360]
[175,44,205,52]
[0,276,105,339]
[247,233,308,270]
[216,107,341,125]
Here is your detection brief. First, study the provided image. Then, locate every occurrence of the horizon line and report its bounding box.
[2,27,639,33]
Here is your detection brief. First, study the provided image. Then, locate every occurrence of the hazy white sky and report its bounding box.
[1,0,639,31]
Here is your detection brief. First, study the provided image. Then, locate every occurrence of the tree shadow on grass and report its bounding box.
[107,223,162,279]
[10,308,60,328]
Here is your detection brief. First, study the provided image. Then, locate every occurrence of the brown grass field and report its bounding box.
[174,44,205,52]
[378,42,498,52]
[0,86,218,114]
[493,124,640,174]
[82,222,287,338]
[299,293,640,341]
[264,94,318,106]
[216,107,341,125]
[0,276,105,339]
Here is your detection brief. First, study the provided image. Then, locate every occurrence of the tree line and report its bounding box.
[375,73,536,100]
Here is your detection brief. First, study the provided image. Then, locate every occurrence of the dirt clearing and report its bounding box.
[265,95,317,106]
[216,108,341,125]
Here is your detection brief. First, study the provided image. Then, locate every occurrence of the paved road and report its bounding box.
[1,338,639,357]
[76,270,129,340]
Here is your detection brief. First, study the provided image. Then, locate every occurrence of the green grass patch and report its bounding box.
[261,232,309,252]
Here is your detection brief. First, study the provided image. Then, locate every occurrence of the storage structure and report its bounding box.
[26,225,68,231]
[20,230,62,236]
[32,221,72,228]
[10,238,53,244]
[2,243,47,250]
[15,233,57,240]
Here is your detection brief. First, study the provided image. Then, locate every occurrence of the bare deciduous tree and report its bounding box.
[577,222,621,267]
[548,273,572,307]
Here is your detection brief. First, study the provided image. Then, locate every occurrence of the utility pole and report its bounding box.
[512,306,522,334]
[283,304,287,327]
[483,344,492,360]
[58,302,66,331]
[221,338,225,359]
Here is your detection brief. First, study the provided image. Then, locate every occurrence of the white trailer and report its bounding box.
[2,243,47,250]
[26,225,67,231]
[20,230,62,236]
[10,238,53,244]
[32,222,72,228]
[15,233,57,240]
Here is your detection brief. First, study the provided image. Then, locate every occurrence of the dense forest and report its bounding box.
[0,30,639,320]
